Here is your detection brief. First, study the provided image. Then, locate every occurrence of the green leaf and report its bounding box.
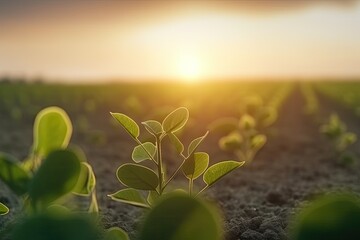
[251,134,267,150]
[0,152,30,196]
[147,191,160,206]
[139,192,223,240]
[11,212,102,240]
[132,142,156,163]
[73,162,96,196]
[108,188,149,208]
[117,164,159,191]
[168,132,184,154]
[142,120,163,136]
[29,149,81,208]
[239,114,256,130]
[219,132,243,151]
[182,152,209,180]
[162,107,189,133]
[203,161,244,187]
[0,202,9,215]
[110,113,140,139]
[33,106,72,157]
[291,194,360,240]
[104,227,129,240]
[187,131,209,156]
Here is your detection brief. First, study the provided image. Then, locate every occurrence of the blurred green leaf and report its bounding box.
[104,227,129,240]
[203,161,244,187]
[73,162,96,196]
[219,132,242,151]
[291,194,360,240]
[110,113,140,139]
[168,132,184,154]
[187,131,209,156]
[0,202,9,215]
[0,152,30,196]
[251,134,267,150]
[11,212,102,240]
[239,114,256,130]
[132,142,156,163]
[139,192,223,240]
[108,188,149,208]
[29,149,81,208]
[33,107,72,157]
[147,190,160,206]
[142,120,163,136]
[162,107,189,133]
[117,164,158,191]
[182,152,209,180]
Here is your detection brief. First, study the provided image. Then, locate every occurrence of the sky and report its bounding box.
[0,1,360,82]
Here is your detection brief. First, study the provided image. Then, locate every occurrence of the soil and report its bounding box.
[1,85,360,240]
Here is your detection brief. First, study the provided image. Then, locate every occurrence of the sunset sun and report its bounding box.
[177,55,202,82]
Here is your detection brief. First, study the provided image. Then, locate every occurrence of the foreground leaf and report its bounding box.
[29,150,81,208]
[11,212,102,240]
[182,152,209,180]
[203,161,244,187]
[110,113,140,139]
[291,194,360,240]
[140,192,223,240]
[108,188,149,208]
[162,107,189,133]
[132,142,156,163]
[0,202,9,215]
[0,152,30,196]
[104,227,129,240]
[142,120,163,136]
[187,131,209,156]
[117,164,158,191]
[33,107,72,157]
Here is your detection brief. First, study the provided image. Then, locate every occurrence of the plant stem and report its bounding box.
[163,155,187,189]
[156,137,163,194]
[196,185,209,196]
[189,179,193,196]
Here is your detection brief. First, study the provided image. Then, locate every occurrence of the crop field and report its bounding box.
[1,81,359,240]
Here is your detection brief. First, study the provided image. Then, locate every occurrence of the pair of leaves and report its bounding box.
[111,107,189,139]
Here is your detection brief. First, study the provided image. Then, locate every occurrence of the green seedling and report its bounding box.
[109,107,244,208]
[290,193,360,240]
[210,96,275,163]
[320,114,357,165]
[0,107,98,213]
[139,192,223,240]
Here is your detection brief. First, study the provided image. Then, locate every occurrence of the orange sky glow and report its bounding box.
[0,1,360,82]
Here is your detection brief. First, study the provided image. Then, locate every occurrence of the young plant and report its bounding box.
[0,107,98,213]
[320,113,357,165]
[109,107,244,208]
[211,96,273,163]
[0,106,128,240]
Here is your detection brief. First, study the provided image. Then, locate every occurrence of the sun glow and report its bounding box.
[177,55,202,82]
